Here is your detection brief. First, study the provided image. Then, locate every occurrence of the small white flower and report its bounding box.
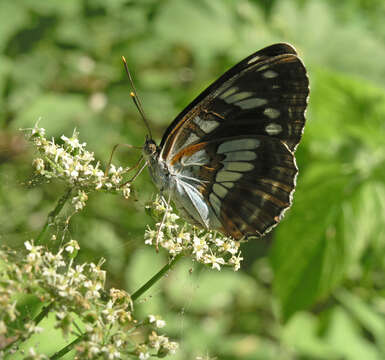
[44,141,58,156]
[95,181,103,190]
[105,182,113,189]
[72,190,88,211]
[61,134,86,149]
[65,239,80,254]
[156,319,166,328]
[32,158,45,173]
[148,315,166,328]
[167,341,179,354]
[204,253,225,271]
[139,353,150,360]
[31,123,46,137]
[42,266,59,285]
[25,241,43,263]
[79,150,95,162]
[84,280,103,299]
[111,173,122,185]
[109,164,117,174]
[102,300,118,322]
[25,322,43,334]
[122,184,131,199]
[214,237,224,247]
[101,344,121,359]
[229,253,243,271]
[67,265,86,284]
[192,236,209,260]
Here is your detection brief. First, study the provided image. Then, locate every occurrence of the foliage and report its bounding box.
[1,0,385,359]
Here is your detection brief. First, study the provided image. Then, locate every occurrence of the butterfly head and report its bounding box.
[143,135,159,160]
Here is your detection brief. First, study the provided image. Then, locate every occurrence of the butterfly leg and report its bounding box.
[104,143,142,177]
[120,159,147,186]
[155,193,171,253]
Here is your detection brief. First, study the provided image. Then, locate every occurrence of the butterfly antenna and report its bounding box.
[121,56,153,139]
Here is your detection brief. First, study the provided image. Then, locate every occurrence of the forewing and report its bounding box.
[160,42,309,161]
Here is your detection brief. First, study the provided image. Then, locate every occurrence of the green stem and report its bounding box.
[34,301,55,325]
[3,301,55,352]
[131,254,182,301]
[35,188,72,244]
[49,254,182,359]
[50,334,86,360]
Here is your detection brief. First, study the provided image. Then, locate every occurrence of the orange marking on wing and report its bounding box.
[220,211,243,240]
[202,108,225,120]
[170,142,208,165]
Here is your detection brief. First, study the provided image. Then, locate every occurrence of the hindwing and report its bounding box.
[169,136,297,239]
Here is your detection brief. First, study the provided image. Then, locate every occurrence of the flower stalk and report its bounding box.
[35,188,72,244]
[131,253,182,301]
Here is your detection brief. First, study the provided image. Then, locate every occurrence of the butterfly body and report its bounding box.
[144,43,309,240]
[144,138,221,231]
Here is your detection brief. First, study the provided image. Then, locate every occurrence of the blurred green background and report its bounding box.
[2,0,385,358]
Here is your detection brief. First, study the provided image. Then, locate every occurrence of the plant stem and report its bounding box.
[34,301,55,325]
[35,187,72,244]
[49,254,182,359]
[50,334,86,360]
[3,301,55,352]
[131,254,182,301]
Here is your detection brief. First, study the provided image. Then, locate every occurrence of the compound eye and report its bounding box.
[144,140,157,156]
[149,143,157,154]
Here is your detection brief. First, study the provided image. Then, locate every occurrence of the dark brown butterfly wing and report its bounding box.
[160,43,309,239]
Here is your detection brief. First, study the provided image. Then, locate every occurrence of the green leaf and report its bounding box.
[0,2,29,52]
[16,93,89,135]
[271,67,385,321]
[270,162,354,321]
[154,0,235,59]
[274,1,385,87]
[336,290,385,352]
[325,307,382,360]
[282,312,340,359]
[165,260,254,313]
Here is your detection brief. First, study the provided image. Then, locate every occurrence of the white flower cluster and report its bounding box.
[0,241,178,359]
[145,196,244,271]
[26,124,131,211]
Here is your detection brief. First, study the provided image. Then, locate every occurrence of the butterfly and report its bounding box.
[142,43,309,240]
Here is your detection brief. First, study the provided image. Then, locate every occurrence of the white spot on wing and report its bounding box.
[224,162,254,172]
[247,55,260,64]
[224,151,256,162]
[216,170,242,182]
[184,132,199,146]
[265,123,283,136]
[264,108,280,119]
[217,138,260,153]
[181,149,209,166]
[263,70,278,78]
[193,116,219,133]
[257,64,269,72]
[235,98,267,110]
[225,91,253,104]
[221,181,235,189]
[213,183,228,199]
[219,86,238,100]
